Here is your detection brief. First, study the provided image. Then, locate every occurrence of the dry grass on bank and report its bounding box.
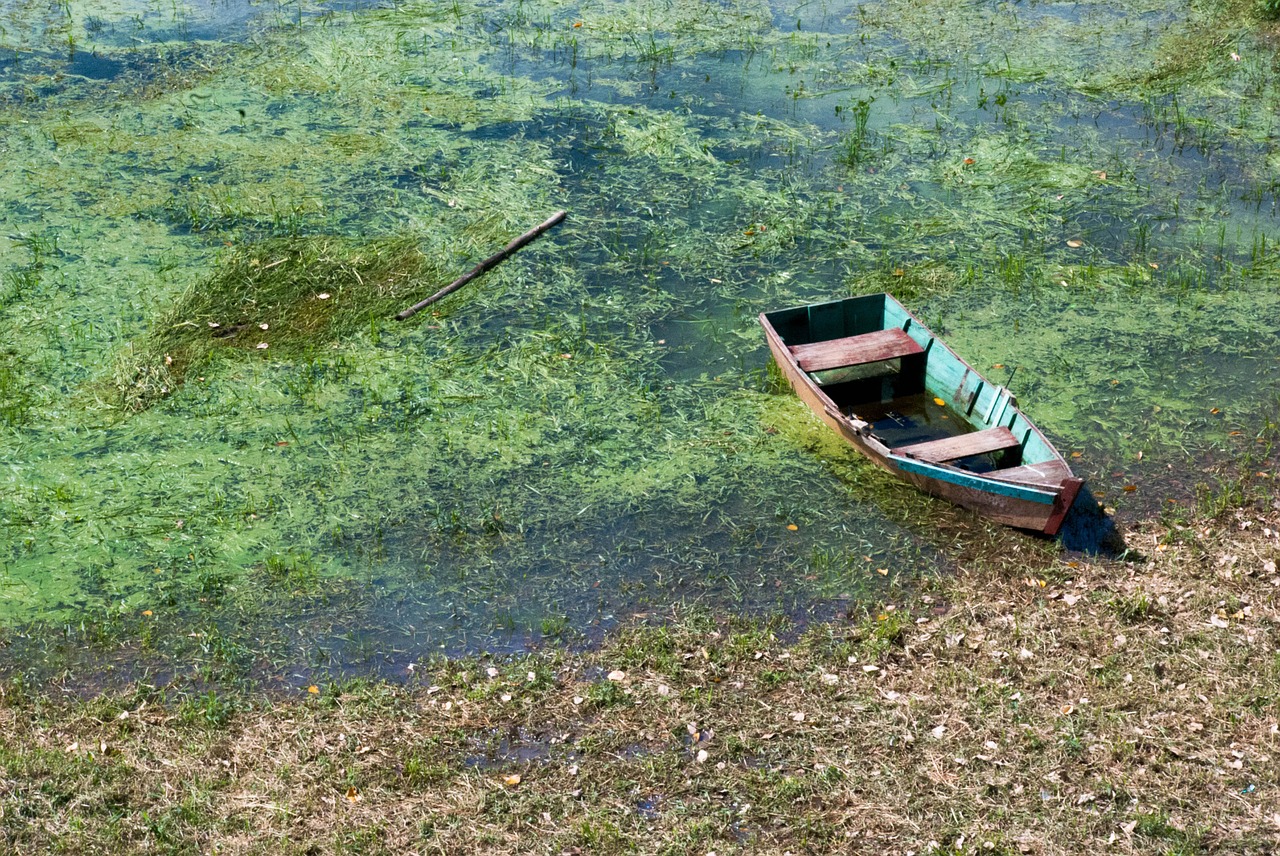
[2,497,1279,855]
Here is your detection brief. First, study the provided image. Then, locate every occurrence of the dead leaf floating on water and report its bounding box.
[307,685,319,694]
[1066,239,1083,248]
[256,342,268,350]
[786,523,798,531]
[932,397,946,407]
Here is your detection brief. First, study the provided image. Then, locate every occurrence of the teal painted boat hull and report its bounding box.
[760,293,1083,535]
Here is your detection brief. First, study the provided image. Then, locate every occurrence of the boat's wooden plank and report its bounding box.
[789,328,924,373]
[888,455,1058,504]
[892,427,1020,463]
[1042,477,1085,535]
[988,461,1074,487]
[924,348,968,396]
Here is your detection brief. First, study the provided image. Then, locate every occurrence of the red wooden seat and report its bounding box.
[892,426,1021,464]
[788,328,924,373]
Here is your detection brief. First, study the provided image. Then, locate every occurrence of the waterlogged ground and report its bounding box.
[1,0,1279,683]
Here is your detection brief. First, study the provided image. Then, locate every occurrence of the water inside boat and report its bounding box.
[842,394,1010,474]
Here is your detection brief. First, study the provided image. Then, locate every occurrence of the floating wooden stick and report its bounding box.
[395,210,567,321]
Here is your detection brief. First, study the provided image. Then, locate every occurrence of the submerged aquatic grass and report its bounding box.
[108,234,436,411]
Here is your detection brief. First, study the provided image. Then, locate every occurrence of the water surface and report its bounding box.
[1,0,1277,684]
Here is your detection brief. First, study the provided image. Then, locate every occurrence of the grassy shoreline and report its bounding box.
[3,486,1277,854]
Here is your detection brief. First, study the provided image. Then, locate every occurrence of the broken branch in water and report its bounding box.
[395,210,567,321]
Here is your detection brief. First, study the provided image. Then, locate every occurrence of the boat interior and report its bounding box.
[765,293,1059,475]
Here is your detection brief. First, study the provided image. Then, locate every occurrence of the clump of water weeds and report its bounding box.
[109,234,436,412]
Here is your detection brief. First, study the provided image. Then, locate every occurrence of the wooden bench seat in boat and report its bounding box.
[788,328,924,373]
[892,426,1021,464]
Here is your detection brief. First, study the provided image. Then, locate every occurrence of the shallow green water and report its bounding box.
[1,0,1278,682]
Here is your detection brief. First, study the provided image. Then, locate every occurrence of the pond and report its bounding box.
[1,0,1277,687]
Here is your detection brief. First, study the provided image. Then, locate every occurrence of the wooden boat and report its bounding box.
[760,293,1083,535]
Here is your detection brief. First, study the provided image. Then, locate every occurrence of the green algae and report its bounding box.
[1,0,1279,677]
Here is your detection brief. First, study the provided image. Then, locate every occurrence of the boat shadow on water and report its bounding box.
[1055,483,1129,556]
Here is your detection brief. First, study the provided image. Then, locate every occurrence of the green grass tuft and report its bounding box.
[108,234,437,412]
